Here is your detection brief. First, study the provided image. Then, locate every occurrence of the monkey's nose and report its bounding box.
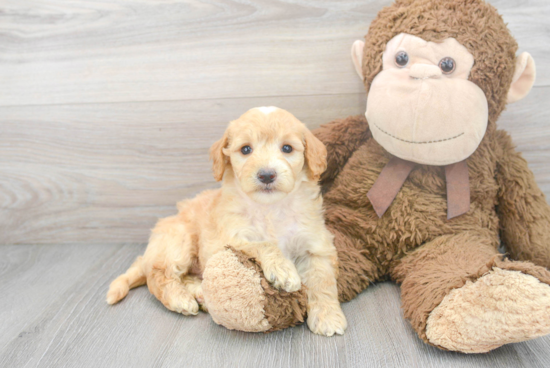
[258,169,277,184]
[409,64,442,79]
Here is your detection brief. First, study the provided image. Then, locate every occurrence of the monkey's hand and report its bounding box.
[313,115,370,189]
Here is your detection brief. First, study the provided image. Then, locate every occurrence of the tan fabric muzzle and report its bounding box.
[366,72,488,166]
[366,34,489,166]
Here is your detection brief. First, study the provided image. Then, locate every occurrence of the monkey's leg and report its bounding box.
[328,227,380,302]
[391,231,550,353]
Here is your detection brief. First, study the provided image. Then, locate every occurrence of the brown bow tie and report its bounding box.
[367,156,470,220]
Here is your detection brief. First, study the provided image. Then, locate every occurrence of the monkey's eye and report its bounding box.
[241,145,252,155]
[395,51,409,67]
[439,57,456,74]
[282,145,293,153]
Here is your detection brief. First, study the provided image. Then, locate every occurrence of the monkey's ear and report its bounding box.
[351,40,365,79]
[507,52,536,104]
[209,131,229,181]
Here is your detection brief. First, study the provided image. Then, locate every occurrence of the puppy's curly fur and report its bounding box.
[107,107,347,336]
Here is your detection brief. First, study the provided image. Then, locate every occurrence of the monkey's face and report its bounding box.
[365,33,488,165]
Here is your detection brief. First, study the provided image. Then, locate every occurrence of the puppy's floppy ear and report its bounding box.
[209,131,229,181]
[304,129,327,181]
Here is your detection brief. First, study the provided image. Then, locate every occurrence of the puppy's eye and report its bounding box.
[241,145,252,155]
[282,145,293,153]
[395,51,409,67]
[439,57,456,74]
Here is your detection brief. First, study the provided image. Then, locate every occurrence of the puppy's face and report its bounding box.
[210,107,327,204]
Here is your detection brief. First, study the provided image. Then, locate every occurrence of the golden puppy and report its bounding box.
[107,107,347,336]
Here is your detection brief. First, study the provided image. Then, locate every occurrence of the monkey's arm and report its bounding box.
[313,115,370,188]
[495,130,550,269]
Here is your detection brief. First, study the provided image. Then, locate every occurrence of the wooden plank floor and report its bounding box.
[1,244,550,368]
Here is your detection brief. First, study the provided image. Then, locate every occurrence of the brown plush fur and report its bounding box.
[314,0,550,350]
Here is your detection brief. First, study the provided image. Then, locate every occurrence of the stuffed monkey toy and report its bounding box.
[314,0,550,353]
[203,0,550,353]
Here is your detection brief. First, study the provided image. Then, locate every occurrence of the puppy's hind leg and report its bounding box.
[147,266,200,316]
[137,214,201,315]
[106,257,146,305]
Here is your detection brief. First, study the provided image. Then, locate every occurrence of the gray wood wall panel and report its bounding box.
[1,0,549,107]
[1,244,550,368]
[0,94,365,244]
[0,0,549,246]
[1,88,548,244]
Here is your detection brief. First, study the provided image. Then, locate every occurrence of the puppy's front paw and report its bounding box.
[307,304,347,337]
[262,258,302,292]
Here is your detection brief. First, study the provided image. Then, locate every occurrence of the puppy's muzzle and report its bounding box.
[257,169,277,184]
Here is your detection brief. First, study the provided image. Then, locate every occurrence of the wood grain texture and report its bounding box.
[1,87,548,244]
[1,0,549,245]
[0,0,549,107]
[1,244,550,368]
[0,93,365,244]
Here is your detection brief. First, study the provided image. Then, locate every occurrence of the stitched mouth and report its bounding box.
[373,123,464,144]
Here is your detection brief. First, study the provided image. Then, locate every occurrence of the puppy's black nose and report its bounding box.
[258,169,277,184]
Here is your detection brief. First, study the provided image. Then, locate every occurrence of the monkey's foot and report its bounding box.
[426,268,550,353]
